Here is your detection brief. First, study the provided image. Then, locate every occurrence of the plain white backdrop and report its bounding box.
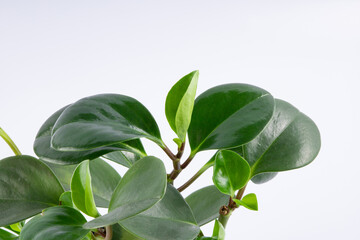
[1,1,359,239]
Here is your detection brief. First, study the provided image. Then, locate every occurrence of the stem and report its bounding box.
[176,142,185,159]
[177,160,213,192]
[104,225,113,240]
[162,144,177,161]
[0,127,21,156]
[180,155,194,169]
[218,206,232,228]
[235,185,247,200]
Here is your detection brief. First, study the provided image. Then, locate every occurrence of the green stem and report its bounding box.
[177,159,214,192]
[218,206,232,228]
[104,225,113,240]
[0,127,21,156]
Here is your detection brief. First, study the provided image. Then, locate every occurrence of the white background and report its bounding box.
[1,1,359,239]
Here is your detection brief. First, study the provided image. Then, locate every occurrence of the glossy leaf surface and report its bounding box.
[19,206,89,240]
[212,220,225,240]
[34,106,145,165]
[165,70,199,142]
[71,160,98,217]
[233,193,258,211]
[185,185,229,226]
[120,184,200,240]
[84,156,167,229]
[0,156,64,226]
[0,229,18,240]
[111,224,142,240]
[188,84,274,154]
[213,150,251,196]
[45,158,121,208]
[243,99,321,178]
[51,94,163,151]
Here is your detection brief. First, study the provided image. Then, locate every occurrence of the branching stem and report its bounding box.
[177,160,213,192]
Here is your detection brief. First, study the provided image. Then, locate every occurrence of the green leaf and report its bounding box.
[59,192,74,208]
[165,70,199,142]
[173,138,183,149]
[45,158,121,208]
[0,155,64,226]
[251,172,278,184]
[119,184,200,240]
[188,83,274,154]
[9,221,24,233]
[185,185,229,226]
[0,228,18,240]
[112,224,142,240]
[212,220,225,240]
[233,193,258,211]
[84,156,167,229]
[19,206,90,240]
[213,150,251,196]
[102,151,141,168]
[34,106,146,165]
[51,94,163,151]
[71,160,99,217]
[243,99,321,179]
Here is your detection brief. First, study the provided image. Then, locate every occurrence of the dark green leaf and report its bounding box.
[188,84,274,154]
[51,94,163,151]
[212,220,225,240]
[251,172,278,184]
[0,155,64,226]
[233,193,258,211]
[45,158,121,208]
[213,150,251,196]
[59,192,74,208]
[185,185,229,226]
[0,228,18,240]
[112,224,142,240]
[165,70,199,142]
[243,99,321,178]
[71,160,99,217]
[34,106,146,165]
[119,184,200,240]
[102,151,141,168]
[19,206,90,240]
[84,156,167,229]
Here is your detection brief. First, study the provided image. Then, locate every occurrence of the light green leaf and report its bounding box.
[0,228,18,240]
[51,94,163,151]
[166,70,199,142]
[0,155,64,226]
[212,220,225,240]
[213,150,251,196]
[9,221,24,233]
[119,184,200,240]
[59,192,74,208]
[44,158,121,208]
[19,206,90,240]
[84,156,167,229]
[71,160,99,217]
[242,99,321,180]
[188,84,274,154]
[185,185,229,226]
[34,105,145,165]
[233,193,258,211]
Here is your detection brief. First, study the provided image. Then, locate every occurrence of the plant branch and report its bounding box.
[176,142,185,159]
[177,160,213,192]
[104,225,113,240]
[180,155,194,169]
[161,144,177,161]
[0,127,21,156]
[218,205,232,228]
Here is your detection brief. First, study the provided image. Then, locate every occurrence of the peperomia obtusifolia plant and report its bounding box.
[0,70,321,240]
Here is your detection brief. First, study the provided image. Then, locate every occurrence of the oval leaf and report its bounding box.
[0,155,64,226]
[84,156,167,229]
[19,206,89,240]
[45,158,121,208]
[233,193,258,211]
[165,70,199,142]
[71,160,99,217]
[34,106,145,165]
[185,185,229,226]
[119,184,200,240]
[244,99,321,178]
[213,150,251,196]
[188,84,274,154]
[59,192,74,208]
[112,224,142,240]
[51,94,163,151]
[102,151,141,168]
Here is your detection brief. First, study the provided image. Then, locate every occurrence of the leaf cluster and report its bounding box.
[0,70,321,240]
